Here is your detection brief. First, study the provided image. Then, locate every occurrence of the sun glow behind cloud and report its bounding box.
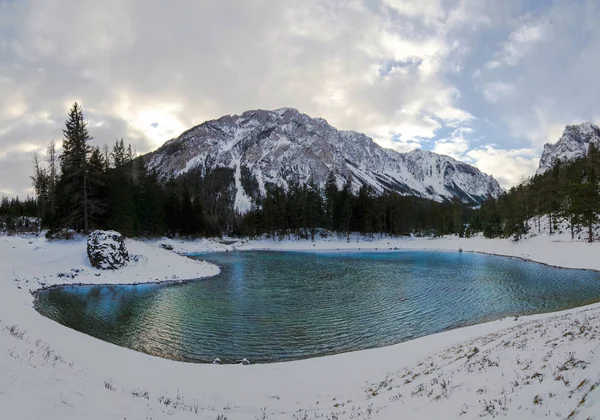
[130,105,188,149]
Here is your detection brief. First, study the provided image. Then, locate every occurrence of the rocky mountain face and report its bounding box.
[537,122,600,175]
[145,108,503,212]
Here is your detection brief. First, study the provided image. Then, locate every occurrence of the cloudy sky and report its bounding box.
[1,0,599,196]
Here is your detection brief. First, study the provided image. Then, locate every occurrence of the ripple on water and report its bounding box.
[35,250,600,363]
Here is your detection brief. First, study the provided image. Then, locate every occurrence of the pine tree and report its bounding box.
[58,103,92,233]
[31,152,49,223]
[567,182,599,242]
[135,161,165,236]
[179,187,196,236]
[46,140,59,227]
[163,174,181,236]
[305,179,323,240]
[107,139,136,235]
[355,184,375,235]
[451,197,465,238]
[87,146,109,228]
[324,171,338,231]
[338,176,353,238]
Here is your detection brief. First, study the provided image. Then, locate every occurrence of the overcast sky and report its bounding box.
[1,0,599,197]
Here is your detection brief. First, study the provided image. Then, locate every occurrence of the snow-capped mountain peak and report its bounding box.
[145,108,503,212]
[537,122,600,175]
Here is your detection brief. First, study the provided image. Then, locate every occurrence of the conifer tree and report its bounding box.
[31,152,49,223]
[305,179,323,240]
[338,176,353,238]
[324,171,338,231]
[134,160,165,236]
[58,102,92,233]
[87,146,109,228]
[107,139,136,235]
[46,140,59,228]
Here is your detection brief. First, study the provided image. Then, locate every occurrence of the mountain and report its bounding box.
[145,108,503,212]
[537,122,600,175]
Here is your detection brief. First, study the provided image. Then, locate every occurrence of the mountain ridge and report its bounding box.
[145,108,504,212]
[537,122,600,175]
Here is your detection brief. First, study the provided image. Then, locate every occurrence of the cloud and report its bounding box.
[0,150,37,197]
[482,82,515,103]
[430,125,539,189]
[4,0,600,198]
[485,18,548,69]
[1,0,485,199]
[466,146,539,188]
[432,127,471,159]
[383,0,445,22]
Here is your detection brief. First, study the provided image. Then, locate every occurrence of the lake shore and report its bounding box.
[153,231,600,271]
[3,233,600,419]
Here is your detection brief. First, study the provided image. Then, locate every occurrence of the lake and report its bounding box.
[35,250,600,363]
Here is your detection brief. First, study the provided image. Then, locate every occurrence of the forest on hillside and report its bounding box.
[474,144,600,242]
[8,103,600,241]
[3,103,473,239]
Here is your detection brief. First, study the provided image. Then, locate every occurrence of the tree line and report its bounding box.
[240,174,473,239]
[0,196,38,233]
[27,103,480,239]
[30,103,230,237]
[473,143,600,242]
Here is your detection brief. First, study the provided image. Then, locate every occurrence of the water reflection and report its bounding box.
[35,251,600,363]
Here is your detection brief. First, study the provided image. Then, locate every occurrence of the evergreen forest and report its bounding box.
[4,103,600,242]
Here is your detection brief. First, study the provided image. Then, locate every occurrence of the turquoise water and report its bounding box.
[35,251,600,363]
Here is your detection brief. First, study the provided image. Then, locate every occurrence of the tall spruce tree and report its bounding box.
[46,140,59,228]
[58,103,92,233]
[31,153,49,223]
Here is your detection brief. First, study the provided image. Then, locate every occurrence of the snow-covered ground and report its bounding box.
[3,232,600,419]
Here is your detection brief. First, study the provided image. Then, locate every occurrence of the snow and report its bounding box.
[3,232,600,418]
[537,122,600,175]
[233,158,253,213]
[147,108,503,208]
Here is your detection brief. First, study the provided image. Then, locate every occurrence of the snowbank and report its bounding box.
[3,232,600,419]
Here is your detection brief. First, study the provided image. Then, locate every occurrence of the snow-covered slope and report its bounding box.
[537,122,600,175]
[146,108,503,212]
[6,234,600,419]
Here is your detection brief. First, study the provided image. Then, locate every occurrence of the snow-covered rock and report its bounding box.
[537,122,600,175]
[86,230,129,270]
[145,108,503,212]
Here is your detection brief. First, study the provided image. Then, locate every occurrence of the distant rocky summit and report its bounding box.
[144,108,503,210]
[87,230,129,270]
[537,122,600,175]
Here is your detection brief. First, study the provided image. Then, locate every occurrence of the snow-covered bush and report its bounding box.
[87,230,129,270]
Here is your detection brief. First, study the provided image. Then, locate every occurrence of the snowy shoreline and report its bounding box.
[3,233,600,419]
[195,245,600,273]
[154,230,600,271]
